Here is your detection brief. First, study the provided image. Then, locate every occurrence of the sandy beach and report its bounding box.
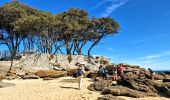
[0,77,169,100]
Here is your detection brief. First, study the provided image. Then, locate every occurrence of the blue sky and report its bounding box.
[0,0,170,70]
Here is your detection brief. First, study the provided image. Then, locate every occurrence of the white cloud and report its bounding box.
[92,0,128,17]
[102,0,128,17]
[91,0,113,9]
[106,48,114,52]
[109,50,170,70]
[139,50,170,61]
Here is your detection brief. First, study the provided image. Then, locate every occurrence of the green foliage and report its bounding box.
[0,1,120,57]
[100,58,109,65]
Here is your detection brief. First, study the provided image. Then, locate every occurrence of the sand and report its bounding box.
[0,77,169,100]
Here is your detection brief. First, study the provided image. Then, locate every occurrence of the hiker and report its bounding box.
[112,65,117,81]
[148,68,155,80]
[99,65,103,78]
[117,64,125,80]
[102,65,107,79]
[99,64,107,79]
[76,64,85,90]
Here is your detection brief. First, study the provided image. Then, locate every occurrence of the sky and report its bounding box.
[0,0,170,70]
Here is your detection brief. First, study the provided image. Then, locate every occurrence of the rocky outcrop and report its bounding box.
[118,78,157,93]
[88,64,170,98]
[35,70,67,78]
[88,80,112,91]
[102,86,158,98]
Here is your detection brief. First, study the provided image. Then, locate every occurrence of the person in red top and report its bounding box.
[117,64,125,80]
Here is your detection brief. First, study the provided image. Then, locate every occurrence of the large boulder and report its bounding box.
[35,70,67,78]
[153,82,170,97]
[118,78,157,93]
[102,86,158,98]
[98,94,125,100]
[88,80,112,91]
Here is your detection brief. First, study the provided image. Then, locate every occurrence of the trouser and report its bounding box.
[78,77,83,89]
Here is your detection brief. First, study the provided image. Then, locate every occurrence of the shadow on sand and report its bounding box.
[60,79,78,83]
[60,86,78,90]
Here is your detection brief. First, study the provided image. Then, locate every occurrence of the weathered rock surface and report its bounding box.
[88,80,112,91]
[0,82,15,88]
[0,75,5,81]
[22,75,40,79]
[102,86,158,98]
[35,70,67,78]
[98,94,125,100]
[163,78,170,82]
[0,65,10,76]
[67,69,77,77]
[118,78,157,93]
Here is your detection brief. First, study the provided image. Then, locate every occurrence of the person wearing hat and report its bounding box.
[76,64,85,90]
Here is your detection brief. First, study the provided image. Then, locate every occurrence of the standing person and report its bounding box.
[102,65,107,79]
[117,64,125,80]
[76,64,85,90]
[99,64,107,79]
[112,65,118,81]
[99,65,103,78]
[148,68,154,80]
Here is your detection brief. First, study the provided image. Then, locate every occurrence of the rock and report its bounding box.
[35,70,67,78]
[25,70,36,75]
[0,65,10,76]
[153,82,170,97]
[98,94,125,100]
[102,86,158,98]
[88,80,112,91]
[118,78,157,93]
[0,82,15,88]
[0,75,5,81]
[164,74,170,78]
[67,69,77,76]
[154,74,164,80]
[86,72,99,78]
[163,78,170,82]
[22,75,39,79]
[5,75,18,80]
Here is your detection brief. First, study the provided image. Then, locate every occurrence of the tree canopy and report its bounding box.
[0,1,120,60]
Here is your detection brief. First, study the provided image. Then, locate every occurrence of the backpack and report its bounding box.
[77,69,83,76]
[99,68,105,74]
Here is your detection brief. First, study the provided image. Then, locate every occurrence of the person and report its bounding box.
[99,64,107,79]
[102,65,107,79]
[117,64,125,80]
[99,65,103,78]
[112,65,117,81]
[76,64,85,90]
[148,68,154,80]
